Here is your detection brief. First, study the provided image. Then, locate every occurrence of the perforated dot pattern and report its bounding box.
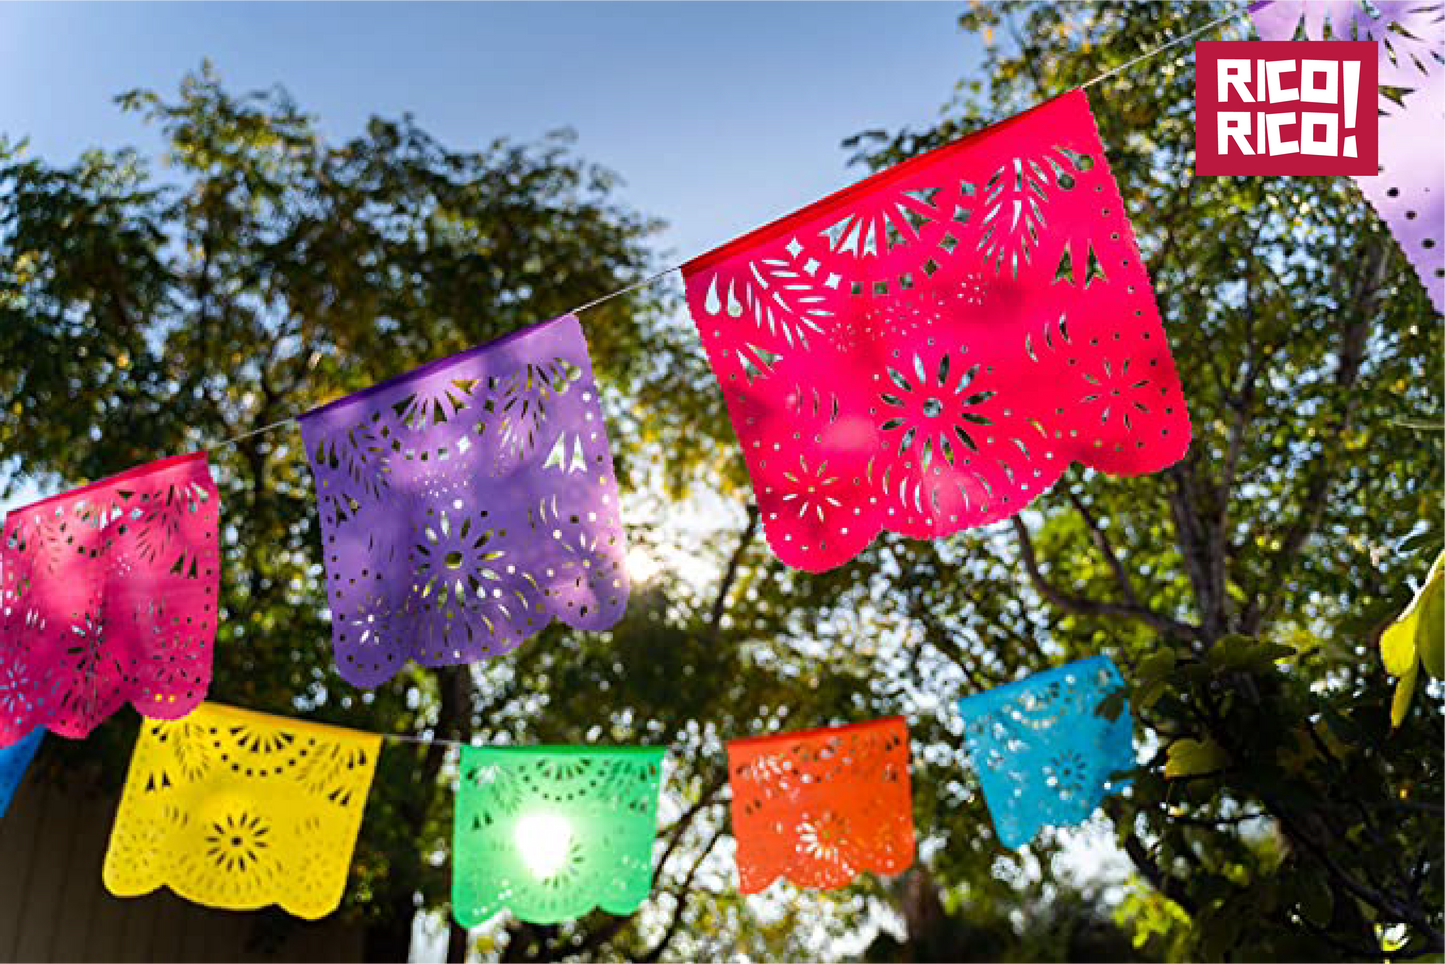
[726,717,915,894]
[102,703,380,920]
[956,656,1133,849]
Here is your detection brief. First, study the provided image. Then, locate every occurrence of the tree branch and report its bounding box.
[639,826,727,963]
[1239,236,1388,635]
[1296,918,1388,962]
[549,764,730,960]
[1010,515,1201,642]
[1280,807,1445,952]
[1123,832,1197,914]
[710,503,761,630]
[1212,214,1269,633]
[1065,487,1145,609]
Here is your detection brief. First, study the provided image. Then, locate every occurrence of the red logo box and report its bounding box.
[1195,40,1377,175]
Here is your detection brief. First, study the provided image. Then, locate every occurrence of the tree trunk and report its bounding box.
[364,913,414,963]
[448,920,470,963]
[364,665,475,963]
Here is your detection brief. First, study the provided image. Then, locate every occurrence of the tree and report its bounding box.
[0,61,1134,963]
[1,63,909,963]
[846,2,1443,959]
[0,63,685,960]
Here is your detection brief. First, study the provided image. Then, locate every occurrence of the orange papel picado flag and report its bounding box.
[726,716,914,893]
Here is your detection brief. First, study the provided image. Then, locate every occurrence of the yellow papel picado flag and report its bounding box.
[103,702,380,919]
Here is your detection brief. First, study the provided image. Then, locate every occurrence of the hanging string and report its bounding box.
[569,265,680,316]
[380,730,473,750]
[221,706,925,752]
[214,416,297,450]
[180,4,1251,458]
[1082,6,1251,91]
[203,8,1257,746]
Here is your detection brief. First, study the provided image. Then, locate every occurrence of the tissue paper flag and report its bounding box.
[682,89,1190,571]
[0,452,220,744]
[727,717,914,893]
[957,656,1133,848]
[1251,0,1445,312]
[452,745,665,925]
[0,727,44,816]
[299,314,630,687]
[103,703,380,919]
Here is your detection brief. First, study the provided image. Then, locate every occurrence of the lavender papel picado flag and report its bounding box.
[300,315,630,687]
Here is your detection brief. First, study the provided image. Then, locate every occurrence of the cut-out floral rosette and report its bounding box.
[299,314,630,688]
[452,745,666,926]
[102,702,381,920]
[956,655,1133,849]
[681,89,1191,571]
[0,452,221,745]
[1251,0,1444,313]
[726,716,915,894]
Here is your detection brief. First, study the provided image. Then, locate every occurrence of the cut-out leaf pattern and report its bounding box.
[726,717,915,893]
[103,703,379,920]
[682,90,1190,571]
[957,656,1133,849]
[0,452,220,745]
[299,315,629,688]
[1252,0,1445,312]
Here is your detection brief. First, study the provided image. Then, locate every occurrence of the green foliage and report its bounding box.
[1,62,713,960]
[845,2,1443,960]
[1164,738,1229,779]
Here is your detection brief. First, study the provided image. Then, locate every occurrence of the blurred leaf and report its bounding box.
[1135,649,1176,682]
[1391,662,1419,729]
[1418,564,1444,679]
[1389,416,1445,431]
[1166,738,1230,778]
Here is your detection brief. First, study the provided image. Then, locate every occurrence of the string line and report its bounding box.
[380,731,470,749]
[203,5,1251,748]
[206,4,1250,453]
[1081,6,1250,91]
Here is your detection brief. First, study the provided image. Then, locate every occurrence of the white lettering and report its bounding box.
[1218,112,1255,154]
[1301,112,1339,156]
[1301,60,1339,104]
[1266,60,1299,102]
[1266,113,1299,154]
[1219,60,1255,103]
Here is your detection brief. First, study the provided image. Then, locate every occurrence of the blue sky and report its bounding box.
[0,1,983,512]
[0,2,982,265]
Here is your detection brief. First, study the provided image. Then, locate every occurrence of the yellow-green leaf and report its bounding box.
[1391,662,1419,729]
[1382,551,1444,677]
[1381,618,1418,677]
[1418,571,1443,678]
[1166,738,1229,778]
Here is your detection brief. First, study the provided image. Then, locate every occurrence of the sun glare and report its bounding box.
[514,811,573,879]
